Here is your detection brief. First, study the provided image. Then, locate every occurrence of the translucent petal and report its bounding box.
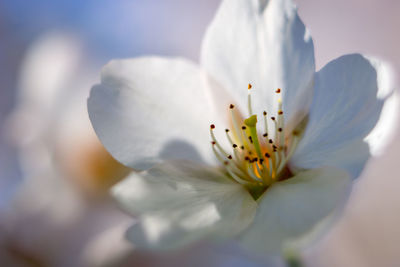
[112,161,257,250]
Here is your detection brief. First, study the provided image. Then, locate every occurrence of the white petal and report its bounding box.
[88,57,218,170]
[291,54,395,178]
[239,167,351,255]
[364,59,399,156]
[201,0,315,127]
[112,161,257,250]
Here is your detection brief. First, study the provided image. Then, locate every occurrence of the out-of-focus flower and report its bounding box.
[1,32,132,267]
[88,0,397,259]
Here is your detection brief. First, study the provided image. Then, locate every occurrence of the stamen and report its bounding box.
[267,157,273,178]
[210,125,229,157]
[263,111,269,138]
[213,143,248,183]
[277,98,285,148]
[247,83,253,116]
[277,135,300,174]
[271,116,279,147]
[229,105,246,148]
[225,163,251,185]
[211,142,227,166]
[232,145,242,162]
[247,164,263,182]
[254,161,263,176]
[225,129,235,146]
[241,126,251,148]
[227,156,250,178]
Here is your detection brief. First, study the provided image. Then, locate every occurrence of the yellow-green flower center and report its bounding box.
[210,84,300,198]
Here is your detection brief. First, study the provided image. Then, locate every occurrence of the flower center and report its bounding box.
[210,84,300,199]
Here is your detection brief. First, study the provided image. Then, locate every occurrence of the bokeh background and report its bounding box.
[0,0,399,266]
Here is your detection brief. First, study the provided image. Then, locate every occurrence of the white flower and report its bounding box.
[87,0,398,256]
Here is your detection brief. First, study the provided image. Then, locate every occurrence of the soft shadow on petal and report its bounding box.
[159,139,205,164]
[111,160,257,250]
[201,0,315,128]
[239,167,351,255]
[291,54,394,179]
[88,57,219,170]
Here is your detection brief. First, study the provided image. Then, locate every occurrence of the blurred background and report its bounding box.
[0,0,399,266]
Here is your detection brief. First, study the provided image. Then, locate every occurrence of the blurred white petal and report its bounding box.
[112,161,256,250]
[240,167,351,255]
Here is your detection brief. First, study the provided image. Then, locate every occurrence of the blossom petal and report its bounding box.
[111,161,257,250]
[363,59,399,156]
[290,54,396,178]
[239,167,351,255]
[88,57,219,170]
[201,0,315,128]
